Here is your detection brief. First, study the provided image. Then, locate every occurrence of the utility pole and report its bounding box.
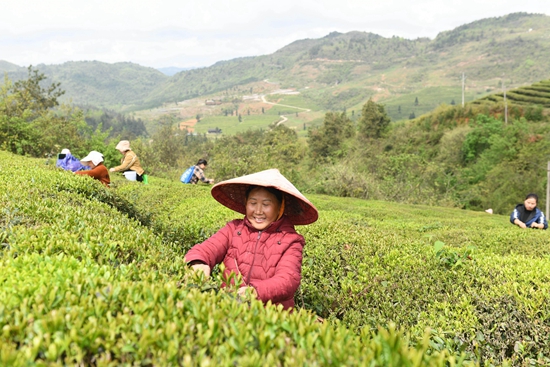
[462,73,465,107]
[502,76,508,124]
[547,161,550,217]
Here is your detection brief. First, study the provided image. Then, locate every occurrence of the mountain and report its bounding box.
[0,60,22,72]
[156,66,196,76]
[1,12,549,116]
[143,12,550,117]
[0,61,167,108]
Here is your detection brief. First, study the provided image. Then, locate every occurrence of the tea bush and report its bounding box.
[114,163,550,365]
[1,151,465,366]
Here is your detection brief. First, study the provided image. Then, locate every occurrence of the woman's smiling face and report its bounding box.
[245,187,281,230]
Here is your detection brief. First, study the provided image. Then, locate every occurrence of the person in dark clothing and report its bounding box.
[510,193,548,229]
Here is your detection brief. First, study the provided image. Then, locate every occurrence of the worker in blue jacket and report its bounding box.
[510,193,548,229]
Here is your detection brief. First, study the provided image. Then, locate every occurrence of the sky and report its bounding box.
[1,0,549,70]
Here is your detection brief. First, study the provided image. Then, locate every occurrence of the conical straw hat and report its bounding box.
[211,169,318,225]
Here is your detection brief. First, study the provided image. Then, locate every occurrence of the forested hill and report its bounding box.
[1,61,168,108]
[149,12,550,110]
[1,12,549,111]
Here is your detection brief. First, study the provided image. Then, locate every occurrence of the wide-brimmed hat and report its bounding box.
[81,151,104,166]
[116,140,131,151]
[211,169,318,225]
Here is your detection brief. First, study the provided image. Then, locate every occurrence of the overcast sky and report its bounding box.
[1,0,548,70]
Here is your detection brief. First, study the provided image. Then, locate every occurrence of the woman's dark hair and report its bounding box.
[525,193,539,204]
[197,159,208,166]
[245,185,283,203]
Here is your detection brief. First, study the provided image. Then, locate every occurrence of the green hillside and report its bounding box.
[142,12,550,114]
[475,79,550,108]
[1,61,167,108]
[2,12,549,117]
[2,150,550,365]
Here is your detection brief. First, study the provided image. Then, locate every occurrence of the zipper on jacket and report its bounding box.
[246,231,262,285]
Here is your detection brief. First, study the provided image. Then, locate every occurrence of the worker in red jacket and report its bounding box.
[75,150,110,187]
[184,168,318,310]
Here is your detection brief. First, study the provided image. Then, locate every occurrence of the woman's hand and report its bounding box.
[514,219,527,228]
[530,222,544,229]
[190,263,211,277]
[237,286,257,299]
[109,168,115,172]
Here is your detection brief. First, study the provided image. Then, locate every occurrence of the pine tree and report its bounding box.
[414,97,419,106]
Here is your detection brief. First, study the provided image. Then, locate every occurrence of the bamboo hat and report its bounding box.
[211,169,318,225]
[115,140,131,151]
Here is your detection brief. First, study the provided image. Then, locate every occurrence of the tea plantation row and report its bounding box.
[0,150,466,366]
[115,159,550,365]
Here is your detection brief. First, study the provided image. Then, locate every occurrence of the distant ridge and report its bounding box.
[1,12,549,114]
[0,60,23,73]
[157,66,196,76]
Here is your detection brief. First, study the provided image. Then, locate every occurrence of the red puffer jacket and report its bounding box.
[184,216,305,310]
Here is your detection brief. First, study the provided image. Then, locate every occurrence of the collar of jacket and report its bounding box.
[242,216,287,233]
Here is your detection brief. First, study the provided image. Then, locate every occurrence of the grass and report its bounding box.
[194,114,281,135]
[378,86,488,121]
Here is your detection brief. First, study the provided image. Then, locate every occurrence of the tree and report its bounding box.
[0,69,89,157]
[3,66,65,120]
[308,111,355,159]
[398,105,401,114]
[238,114,242,122]
[414,97,419,106]
[16,66,64,115]
[450,99,456,105]
[262,107,265,114]
[409,112,416,119]
[196,114,201,122]
[358,98,390,139]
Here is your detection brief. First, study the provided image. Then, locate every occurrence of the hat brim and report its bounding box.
[211,169,318,225]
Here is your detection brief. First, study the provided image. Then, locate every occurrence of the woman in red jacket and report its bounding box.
[184,169,318,310]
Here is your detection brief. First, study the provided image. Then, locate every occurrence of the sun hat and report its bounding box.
[61,148,71,155]
[211,169,318,225]
[116,140,131,151]
[81,151,104,166]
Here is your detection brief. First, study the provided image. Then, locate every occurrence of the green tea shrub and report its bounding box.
[298,198,550,365]
[113,166,550,364]
[2,151,466,366]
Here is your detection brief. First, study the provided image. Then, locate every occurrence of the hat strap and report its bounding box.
[277,197,285,221]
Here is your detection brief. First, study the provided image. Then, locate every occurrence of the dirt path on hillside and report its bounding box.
[261,95,310,126]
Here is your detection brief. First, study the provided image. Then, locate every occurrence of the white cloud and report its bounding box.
[0,0,548,68]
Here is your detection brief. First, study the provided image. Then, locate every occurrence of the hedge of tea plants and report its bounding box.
[114,163,550,366]
[0,151,468,366]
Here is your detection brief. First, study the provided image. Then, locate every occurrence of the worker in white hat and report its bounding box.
[75,151,110,187]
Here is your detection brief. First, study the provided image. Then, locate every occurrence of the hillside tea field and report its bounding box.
[1,151,549,366]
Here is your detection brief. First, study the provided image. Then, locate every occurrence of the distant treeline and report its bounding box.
[2,67,550,214]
